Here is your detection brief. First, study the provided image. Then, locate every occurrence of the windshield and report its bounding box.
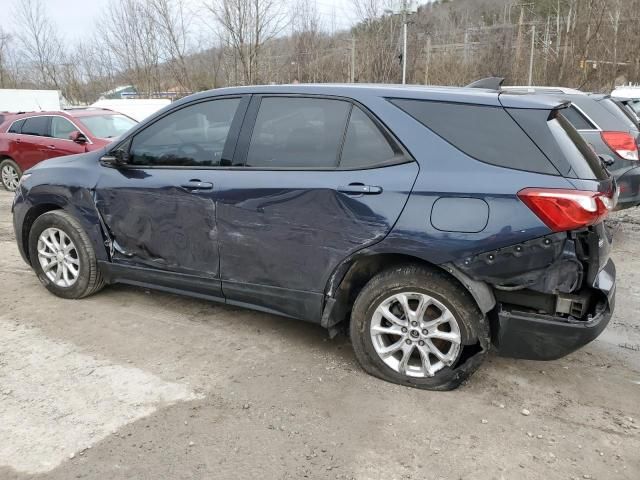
[598,98,638,131]
[628,99,640,115]
[80,114,137,138]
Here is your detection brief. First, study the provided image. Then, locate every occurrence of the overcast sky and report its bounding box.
[10,0,362,41]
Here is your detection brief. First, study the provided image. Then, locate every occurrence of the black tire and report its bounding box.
[350,264,489,391]
[28,210,105,299]
[0,158,21,192]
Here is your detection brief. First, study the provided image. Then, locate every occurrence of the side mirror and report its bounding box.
[100,148,129,168]
[69,130,88,144]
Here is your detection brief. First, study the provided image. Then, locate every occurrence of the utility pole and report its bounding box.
[351,37,356,83]
[528,24,535,85]
[385,1,414,84]
[514,4,525,82]
[402,0,408,84]
[424,35,431,85]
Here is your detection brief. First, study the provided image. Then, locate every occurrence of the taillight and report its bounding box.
[601,131,639,160]
[518,188,613,232]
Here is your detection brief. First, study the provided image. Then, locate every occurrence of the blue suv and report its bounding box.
[12,84,617,390]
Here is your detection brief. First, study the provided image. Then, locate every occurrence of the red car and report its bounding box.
[0,109,137,191]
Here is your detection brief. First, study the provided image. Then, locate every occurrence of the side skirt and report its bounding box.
[98,262,323,324]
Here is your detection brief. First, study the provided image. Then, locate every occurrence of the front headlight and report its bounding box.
[17,173,32,188]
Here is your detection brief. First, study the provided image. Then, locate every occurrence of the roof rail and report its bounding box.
[502,86,585,95]
[466,77,505,90]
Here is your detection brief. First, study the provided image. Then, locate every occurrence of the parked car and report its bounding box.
[0,109,137,191]
[612,96,640,123]
[12,84,617,390]
[612,85,640,100]
[503,87,640,209]
[611,86,640,118]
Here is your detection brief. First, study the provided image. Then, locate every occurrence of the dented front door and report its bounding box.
[94,168,220,279]
[93,96,245,294]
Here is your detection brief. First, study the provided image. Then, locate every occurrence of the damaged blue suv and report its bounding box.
[12,84,617,390]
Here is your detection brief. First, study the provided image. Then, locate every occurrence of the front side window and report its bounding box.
[81,114,137,139]
[245,97,350,168]
[129,98,240,167]
[21,116,50,137]
[51,117,77,139]
[340,106,403,168]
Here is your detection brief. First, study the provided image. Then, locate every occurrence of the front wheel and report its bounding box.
[28,210,104,299]
[350,265,489,390]
[0,159,21,191]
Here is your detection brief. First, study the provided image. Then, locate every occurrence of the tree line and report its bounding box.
[0,0,638,105]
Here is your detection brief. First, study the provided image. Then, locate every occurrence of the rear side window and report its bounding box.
[8,119,25,134]
[562,106,595,130]
[389,99,558,175]
[22,116,50,137]
[246,97,350,168]
[340,106,403,169]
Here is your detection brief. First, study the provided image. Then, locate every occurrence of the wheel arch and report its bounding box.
[321,252,495,334]
[21,203,64,265]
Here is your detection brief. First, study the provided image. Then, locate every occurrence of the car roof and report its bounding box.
[172,83,567,110]
[64,108,121,118]
[0,108,119,121]
[0,108,129,131]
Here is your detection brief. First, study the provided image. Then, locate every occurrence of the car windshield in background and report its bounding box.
[81,114,137,138]
[550,111,610,180]
[598,97,639,131]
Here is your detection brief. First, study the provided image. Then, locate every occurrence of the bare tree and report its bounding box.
[97,0,162,96]
[13,0,65,89]
[205,0,289,84]
[150,0,194,91]
[0,27,16,88]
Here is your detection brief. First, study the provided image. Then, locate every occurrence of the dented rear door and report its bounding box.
[215,95,419,321]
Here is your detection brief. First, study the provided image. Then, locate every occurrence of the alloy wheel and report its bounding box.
[370,292,462,378]
[37,228,80,288]
[1,164,19,191]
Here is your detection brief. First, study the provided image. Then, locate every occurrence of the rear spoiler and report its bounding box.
[466,76,571,110]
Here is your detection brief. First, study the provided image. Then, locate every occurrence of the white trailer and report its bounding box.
[90,98,171,122]
[612,86,640,99]
[0,89,61,112]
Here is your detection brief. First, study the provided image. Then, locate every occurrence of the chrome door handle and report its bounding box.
[337,184,383,195]
[180,180,213,191]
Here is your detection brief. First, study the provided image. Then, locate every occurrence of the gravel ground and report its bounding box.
[0,189,638,480]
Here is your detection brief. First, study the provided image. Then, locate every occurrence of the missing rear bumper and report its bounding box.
[492,301,611,360]
[492,259,615,360]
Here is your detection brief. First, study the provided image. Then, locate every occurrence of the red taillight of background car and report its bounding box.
[601,131,639,161]
[518,188,614,232]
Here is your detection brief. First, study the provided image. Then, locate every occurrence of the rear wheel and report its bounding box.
[28,210,104,299]
[0,159,21,191]
[350,265,488,390]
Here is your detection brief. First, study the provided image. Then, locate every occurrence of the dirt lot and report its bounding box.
[0,189,638,480]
